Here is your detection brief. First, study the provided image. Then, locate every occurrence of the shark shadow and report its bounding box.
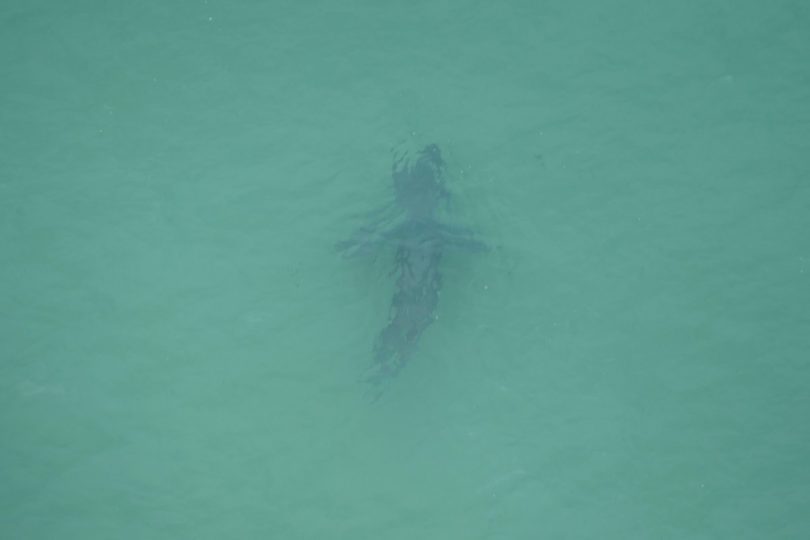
[337,144,487,395]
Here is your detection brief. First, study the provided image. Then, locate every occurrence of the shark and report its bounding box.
[337,144,486,392]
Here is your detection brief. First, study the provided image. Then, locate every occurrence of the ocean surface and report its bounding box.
[2,1,808,538]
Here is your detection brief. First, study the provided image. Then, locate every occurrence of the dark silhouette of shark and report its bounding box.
[337,144,486,392]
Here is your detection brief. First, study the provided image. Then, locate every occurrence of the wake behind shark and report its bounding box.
[337,144,486,393]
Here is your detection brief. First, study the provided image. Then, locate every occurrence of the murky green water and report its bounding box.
[2,1,808,538]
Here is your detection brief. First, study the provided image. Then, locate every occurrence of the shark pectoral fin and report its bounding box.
[336,224,387,258]
[336,238,381,258]
[450,237,490,252]
[438,223,488,252]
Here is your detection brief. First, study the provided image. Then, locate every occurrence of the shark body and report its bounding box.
[337,144,486,389]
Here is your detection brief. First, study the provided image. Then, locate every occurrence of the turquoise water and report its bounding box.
[2,1,808,538]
